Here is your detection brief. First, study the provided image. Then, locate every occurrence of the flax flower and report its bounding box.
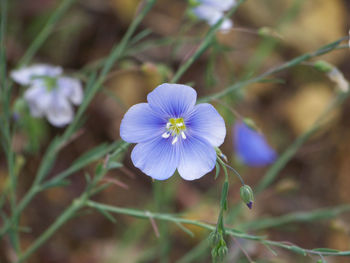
[120,83,226,180]
[11,64,83,127]
[233,121,277,167]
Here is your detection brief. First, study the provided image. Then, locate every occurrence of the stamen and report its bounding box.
[162,117,187,145]
[162,132,170,138]
[172,136,178,144]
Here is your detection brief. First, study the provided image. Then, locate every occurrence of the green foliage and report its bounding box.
[1,0,350,262]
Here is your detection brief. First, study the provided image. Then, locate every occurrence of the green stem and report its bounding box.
[171,0,246,83]
[237,204,350,231]
[0,0,156,241]
[16,195,87,263]
[0,0,21,252]
[86,201,350,258]
[216,162,229,236]
[199,37,348,103]
[256,91,349,194]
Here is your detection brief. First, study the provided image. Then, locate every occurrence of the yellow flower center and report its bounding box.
[162,117,187,144]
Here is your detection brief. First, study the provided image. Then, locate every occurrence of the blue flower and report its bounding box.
[233,121,277,167]
[120,83,226,180]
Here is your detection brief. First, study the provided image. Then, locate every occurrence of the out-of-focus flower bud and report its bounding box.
[314,60,333,73]
[240,185,254,209]
[217,245,228,258]
[208,231,221,247]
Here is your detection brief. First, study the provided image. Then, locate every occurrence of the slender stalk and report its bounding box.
[256,91,349,194]
[0,0,21,252]
[16,195,86,263]
[237,204,350,231]
[171,0,246,83]
[0,0,156,246]
[86,201,350,258]
[199,37,348,103]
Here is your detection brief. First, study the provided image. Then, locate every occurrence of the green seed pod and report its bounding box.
[314,60,333,73]
[240,185,254,209]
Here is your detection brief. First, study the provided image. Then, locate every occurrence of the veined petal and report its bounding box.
[178,136,217,180]
[45,92,74,127]
[186,103,226,147]
[131,137,179,180]
[120,103,166,143]
[234,122,277,166]
[147,83,197,118]
[57,77,83,105]
[24,84,51,117]
[11,64,62,85]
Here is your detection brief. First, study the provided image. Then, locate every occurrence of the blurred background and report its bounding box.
[2,0,350,262]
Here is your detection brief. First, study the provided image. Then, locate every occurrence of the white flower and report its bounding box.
[11,64,83,127]
[10,64,62,85]
[198,0,236,12]
[192,4,233,33]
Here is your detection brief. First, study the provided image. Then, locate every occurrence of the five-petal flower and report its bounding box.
[11,64,83,127]
[120,83,226,180]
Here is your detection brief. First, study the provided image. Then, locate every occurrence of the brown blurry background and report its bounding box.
[2,0,350,262]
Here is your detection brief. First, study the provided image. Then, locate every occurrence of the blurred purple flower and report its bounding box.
[11,64,83,127]
[120,83,226,180]
[233,121,277,167]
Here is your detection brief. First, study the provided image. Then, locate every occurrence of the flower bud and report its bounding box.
[208,231,221,247]
[218,245,228,258]
[211,247,219,258]
[314,60,333,73]
[240,185,254,209]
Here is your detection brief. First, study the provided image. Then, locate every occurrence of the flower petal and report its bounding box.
[186,103,226,147]
[45,92,74,127]
[24,84,51,117]
[147,83,197,118]
[199,0,236,12]
[120,103,166,143]
[192,4,233,32]
[11,64,62,85]
[177,136,217,180]
[57,77,83,105]
[131,137,179,180]
[234,121,277,166]
[220,18,233,33]
[192,4,223,26]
